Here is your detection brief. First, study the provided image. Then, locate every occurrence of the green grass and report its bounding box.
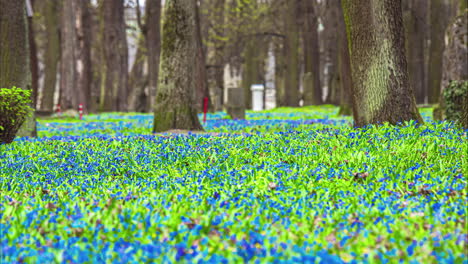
[1,106,466,263]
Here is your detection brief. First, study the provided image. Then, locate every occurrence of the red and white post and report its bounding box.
[203,97,208,124]
[56,104,61,116]
[78,104,83,120]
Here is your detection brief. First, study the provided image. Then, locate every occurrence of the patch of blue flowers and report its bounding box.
[1,107,466,263]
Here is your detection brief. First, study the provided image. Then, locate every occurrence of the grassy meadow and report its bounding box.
[1,106,466,263]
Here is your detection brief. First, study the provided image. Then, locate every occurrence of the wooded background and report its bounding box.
[1,0,467,129]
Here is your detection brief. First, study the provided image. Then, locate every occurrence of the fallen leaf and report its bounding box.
[268,182,278,190]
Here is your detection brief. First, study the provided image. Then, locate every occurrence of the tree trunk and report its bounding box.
[75,0,93,113]
[153,0,203,132]
[284,0,300,107]
[241,41,260,109]
[0,0,36,137]
[128,34,148,112]
[27,0,39,109]
[403,0,428,104]
[302,0,322,106]
[59,0,89,112]
[101,0,128,112]
[211,0,226,111]
[275,41,286,107]
[322,0,340,105]
[342,0,423,127]
[41,0,60,112]
[194,2,210,112]
[89,3,102,113]
[60,0,79,110]
[428,0,452,104]
[145,0,162,112]
[438,6,467,126]
[337,0,354,116]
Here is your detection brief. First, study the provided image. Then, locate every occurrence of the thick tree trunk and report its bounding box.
[153,0,203,132]
[403,0,428,104]
[0,0,36,137]
[342,0,423,126]
[284,0,300,107]
[101,0,128,111]
[41,0,60,112]
[145,0,162,112]
[428,0,452,104]
[302,0,322,106]
[60,0,78,110]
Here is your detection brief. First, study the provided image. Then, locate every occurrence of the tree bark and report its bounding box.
[438,6,467,126]
[337,0,354,116]
[27,0,39,109]
[403,0,428,104]
[75,0,93,113]
[322,0,340,105]
[211,0,226,111]
[89,3,102,113]
[41,0,60,112]
[275,40,286,107]
[241,40,260,109]
[342,0,423,126]
[284,0,300,107]
[145,0,162,112]
[58,0,90,112]
[302,0,322,106]
[101,0,128,112]
[428,0,452,104]
[60,0,79,110]
[128,34,148,112]
[153,0,203,132]
[194,1,210,112]
[0,0,36,137]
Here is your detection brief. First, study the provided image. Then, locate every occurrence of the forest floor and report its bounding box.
[1,106,467,263]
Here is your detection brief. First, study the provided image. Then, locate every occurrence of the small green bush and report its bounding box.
[0,87,33,144]
[444,80,468,125]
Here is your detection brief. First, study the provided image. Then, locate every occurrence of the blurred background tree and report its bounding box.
[0,0,466,133]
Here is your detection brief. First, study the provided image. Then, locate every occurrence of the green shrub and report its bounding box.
[443,80,468,126]
[0,87,33,144]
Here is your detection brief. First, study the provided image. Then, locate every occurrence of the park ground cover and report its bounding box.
[1,106,467,263]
